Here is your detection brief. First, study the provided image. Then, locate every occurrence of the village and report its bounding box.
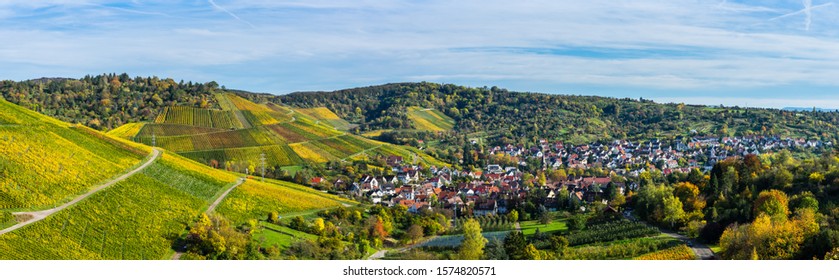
[346,135,832,217]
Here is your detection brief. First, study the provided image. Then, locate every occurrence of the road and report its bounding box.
[205,177,246,213]
[624,210,715,260]
[661,230,716,260]
[0,149,161,236]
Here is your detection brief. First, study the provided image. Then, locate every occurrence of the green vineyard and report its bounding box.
[407,107,455,131]
[0,99,144,209]
[215,179,345,224]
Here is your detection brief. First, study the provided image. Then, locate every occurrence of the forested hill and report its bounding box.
[257,82,839,145]
[0,74,222,130]
[4,75,839,146]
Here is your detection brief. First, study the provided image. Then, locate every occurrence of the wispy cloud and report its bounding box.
[770,0,833,31]
[2,0,839,108]
[208,0,255,28]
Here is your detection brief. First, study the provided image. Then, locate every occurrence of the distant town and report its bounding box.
[347,135,832,216]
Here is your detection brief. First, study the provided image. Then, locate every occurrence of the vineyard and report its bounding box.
[179,144,305,168]
[563,235,684,260]
[566,220,660,246]
[289,143,340,163]
[296,107,353,130]
[407,107,455,131]
[214,179,344,224]
[0,99,144,209]
[418,231,510,248]
[106,123,145,139]
[633,244,696,260]
[136,124,224,137]
[0,149,241,260]
[450,215,515,233]
[155,106,246,129]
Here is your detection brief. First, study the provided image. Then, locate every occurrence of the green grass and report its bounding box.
[709,244,722,255]
[214,179,347,225]
[520,219,568,236]
[255,221,318,249]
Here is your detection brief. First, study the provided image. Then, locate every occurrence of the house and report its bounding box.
[310,177,326,185]
[473,199,498,216]
[387,155,404,166]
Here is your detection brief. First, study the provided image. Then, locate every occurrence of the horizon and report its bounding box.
[3,1,839,108]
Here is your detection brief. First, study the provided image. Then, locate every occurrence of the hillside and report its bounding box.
[0,97,147,210]
[0,99,357,259]
[111,93,446,170]
[271,82,839,147]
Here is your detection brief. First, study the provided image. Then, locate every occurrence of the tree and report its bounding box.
[662,196,686,229]
[539,211,552,225]
[568,214,587,231]
[504,231,528,260]
[483,238,508,260]
[508,209,519,222]
[312,218,326,236]
[457,219,487,260]
[550,236,569,256]
[407,224,424,244]
[524,244,543,260]
[754,190,789,221]
[267,211,279,224]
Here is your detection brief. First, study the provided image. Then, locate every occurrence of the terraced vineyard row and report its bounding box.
[288,143,340,163]
[295,107,353,130]
[215,179,344,224]
[136,127,284,152]
[155,106,244,129]
[179,144,305,167]
[135,124,224,138]
[407,107,455,131]
[0,98,144,209]
[0,152,239,260]
[106,123,146,139]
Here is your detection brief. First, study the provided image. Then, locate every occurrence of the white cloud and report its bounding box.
[2,0,839,96]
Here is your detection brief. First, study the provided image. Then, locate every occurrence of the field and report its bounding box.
[407,107,455,131]
[214,179,344,225]
[296,107,353,131]
[0,99,144,210]
[520,219,568,236]
[255,221,318,249]
[107,123,145,139]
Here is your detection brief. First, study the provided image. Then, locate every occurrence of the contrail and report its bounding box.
[208,0,256,29]
[769,0,833,31]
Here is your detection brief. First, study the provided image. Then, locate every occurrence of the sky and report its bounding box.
[2,0,839,108]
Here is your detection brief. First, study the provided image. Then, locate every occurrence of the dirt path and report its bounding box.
[205,177,246,213]
[0,149,161,236]
[661,230,716,260]
[624,210,714,260]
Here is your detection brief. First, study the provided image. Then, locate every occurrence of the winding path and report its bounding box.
[625,210,715,260]
[0,149,161,236]
[205,177,246,214]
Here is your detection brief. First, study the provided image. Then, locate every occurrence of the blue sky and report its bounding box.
[2,0,839,108]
